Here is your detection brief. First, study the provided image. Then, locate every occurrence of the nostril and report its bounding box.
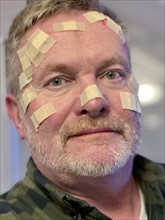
[100,107,105,113]
[81,109,88,114]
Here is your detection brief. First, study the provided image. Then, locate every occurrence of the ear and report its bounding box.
[5,94,26,139]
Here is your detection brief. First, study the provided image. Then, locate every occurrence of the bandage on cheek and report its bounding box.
[31,102,56,131]
[127,74,139,94]
[80,84,104,107]
[120,92,141,113]
[20,85,37,113]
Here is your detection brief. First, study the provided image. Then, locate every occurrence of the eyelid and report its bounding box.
[100,69,125,79]
[45,74,72,85]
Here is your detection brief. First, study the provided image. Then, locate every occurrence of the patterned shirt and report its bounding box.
[0,155,165,220]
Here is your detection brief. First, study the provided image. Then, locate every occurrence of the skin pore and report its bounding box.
[7,10,142,219]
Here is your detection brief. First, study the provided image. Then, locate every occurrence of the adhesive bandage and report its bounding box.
[17,28,56,71]
[31,102,56,131]
[83,11,107,23]
[17,47,33,78]
[106,17,126,44]
[20,85,37,113]
[28,28,56,54]
[127,74,139,94]
[19,72,32,91]
[120,92,141,113]
[25,43,45,67]
[80,84,104,106]
[53,21,86,32]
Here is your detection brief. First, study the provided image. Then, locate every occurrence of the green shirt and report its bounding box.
[0,155,165,220]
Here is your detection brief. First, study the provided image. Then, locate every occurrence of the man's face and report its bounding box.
[19,11,142,177]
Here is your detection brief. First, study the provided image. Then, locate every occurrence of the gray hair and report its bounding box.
[6,0,128,96]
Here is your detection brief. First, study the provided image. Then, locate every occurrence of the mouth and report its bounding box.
[70,128,119,138]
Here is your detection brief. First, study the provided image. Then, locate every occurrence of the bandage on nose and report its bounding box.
[80,84,104,107]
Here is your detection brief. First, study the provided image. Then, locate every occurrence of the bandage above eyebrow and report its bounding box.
[120,92,141,113]
[20,85,37,113]
[28,28,56,54]
[25,43,45,67]
[127,74,139,94]
[19,72,32,91]
[106,17,126,44]
[53,21,86,32]
[17,28,56,69]
[31,102,56,131]
[80,84,104,106]
[83,11,107,23]
[17,49,33,79]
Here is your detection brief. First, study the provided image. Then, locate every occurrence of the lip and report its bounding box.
[70,128,116,138]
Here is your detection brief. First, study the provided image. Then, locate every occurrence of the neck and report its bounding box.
[34,156,140,219]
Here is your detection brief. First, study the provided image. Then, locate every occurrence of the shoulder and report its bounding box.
[133,155,165,198]
[0,180,34,219]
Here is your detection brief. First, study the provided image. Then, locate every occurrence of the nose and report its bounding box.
[81,97,108,117]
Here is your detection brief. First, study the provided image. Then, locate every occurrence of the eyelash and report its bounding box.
[45,76,70,88]
[101,69,124,80]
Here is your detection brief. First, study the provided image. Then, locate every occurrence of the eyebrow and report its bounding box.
[37,63,75,79]
[98,55,131,73]
[37,55,131,80]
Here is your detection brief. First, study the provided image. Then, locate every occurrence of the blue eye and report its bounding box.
[105,71,121,80]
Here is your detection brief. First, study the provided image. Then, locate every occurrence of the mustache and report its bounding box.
[58,116,130,143]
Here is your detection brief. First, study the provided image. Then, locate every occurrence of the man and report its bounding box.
[0,0,164,219]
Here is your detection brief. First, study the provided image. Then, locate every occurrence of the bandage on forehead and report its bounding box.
[83,11,107,23]
[53,21,86,32]
[106,17,126,44]
[80,84,104,107]
[127,74,139,94]
[17,47,33,78]
[120,92,141,113]
[28,28,56,54]
[20,85,37,113]
[25,42,45,67]
[31,102,56,131]
[19,72,32,91]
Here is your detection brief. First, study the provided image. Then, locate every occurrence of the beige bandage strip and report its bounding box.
[17,28,56,70]
[31,102,56,131]
[25,43,45,67]
[20,85,37,113]
[17,47,33,78]
[19,72,32,91]
[53,21,86,32]
[83,11,107,23]
[120,92,141,113]
[127,74,139,94]
[28,28,56,54]
[80,84,104,106]
[106,17,126,44]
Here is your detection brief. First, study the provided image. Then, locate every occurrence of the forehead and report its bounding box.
[18,10,128,69]
[21,11,124,45]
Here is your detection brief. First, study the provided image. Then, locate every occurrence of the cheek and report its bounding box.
[26,96,74,131]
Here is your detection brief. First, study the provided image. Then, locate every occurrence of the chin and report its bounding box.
[52,141,135,177]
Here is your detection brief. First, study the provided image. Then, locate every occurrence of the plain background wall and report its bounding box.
[0,0,164,194]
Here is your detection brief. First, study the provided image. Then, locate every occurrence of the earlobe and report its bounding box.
[5,93,26,139]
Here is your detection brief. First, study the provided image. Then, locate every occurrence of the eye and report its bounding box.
[104,71,121,80]
[47,77,69,87]
[51,78,63,86]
